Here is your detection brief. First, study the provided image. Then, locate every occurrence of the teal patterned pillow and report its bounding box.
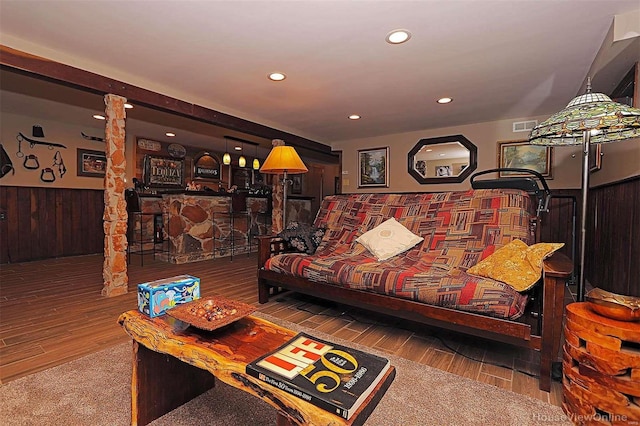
[277,222,325,254]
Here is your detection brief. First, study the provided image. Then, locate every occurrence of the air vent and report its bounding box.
[512,120,538,133]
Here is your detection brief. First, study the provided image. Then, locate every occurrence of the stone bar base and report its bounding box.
[140,193,270,264]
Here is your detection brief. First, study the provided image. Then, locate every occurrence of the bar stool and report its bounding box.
[125,188,158,266]
[253,195,272,238]
[213,192,251,260]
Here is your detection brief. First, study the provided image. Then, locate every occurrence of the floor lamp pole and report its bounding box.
[578,130,591,302]
[282,171,288,228]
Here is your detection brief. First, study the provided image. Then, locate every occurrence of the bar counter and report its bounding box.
[139,191,270,264]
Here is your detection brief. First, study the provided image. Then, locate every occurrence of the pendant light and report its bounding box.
[222,137,231,165]
[238,142,246,167]
[253,143,260,170]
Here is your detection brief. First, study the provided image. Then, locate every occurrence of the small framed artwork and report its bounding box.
[358,147,389,188]
[589,144,602,173]
[497,140,553,178]
[291,175,302,194]
[77,148,107,177]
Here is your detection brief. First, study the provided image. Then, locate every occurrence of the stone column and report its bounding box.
[270,139,284,234]
[102,94,128,297]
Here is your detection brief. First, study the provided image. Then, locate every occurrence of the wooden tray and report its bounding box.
[167,296,256,331]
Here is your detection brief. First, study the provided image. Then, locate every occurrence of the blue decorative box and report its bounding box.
[137,275,200,318]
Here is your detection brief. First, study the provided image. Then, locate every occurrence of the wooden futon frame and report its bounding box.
[257,236,572,392]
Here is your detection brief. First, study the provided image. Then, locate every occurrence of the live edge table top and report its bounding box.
[118,310,395,426]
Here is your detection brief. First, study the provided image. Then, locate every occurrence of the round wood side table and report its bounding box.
[563,302,640,424]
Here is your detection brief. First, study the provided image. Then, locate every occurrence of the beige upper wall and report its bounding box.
[332,115,640,193]
[3,109,639,193]
[0,111,137,189]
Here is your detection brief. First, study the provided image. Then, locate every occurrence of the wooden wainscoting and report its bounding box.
[540,188,581,261]
[586,176,639,296]
[0,186,104,263]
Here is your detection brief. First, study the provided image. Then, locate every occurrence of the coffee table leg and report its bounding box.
[131,341,216,426]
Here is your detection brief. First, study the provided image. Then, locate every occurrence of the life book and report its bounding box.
[245,332,391,420]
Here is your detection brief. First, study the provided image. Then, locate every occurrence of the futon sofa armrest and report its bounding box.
[538,251,573,391]
[257,235,287,269]
[542,251,573,279]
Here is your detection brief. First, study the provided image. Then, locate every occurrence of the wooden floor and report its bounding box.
[0,253,563,406]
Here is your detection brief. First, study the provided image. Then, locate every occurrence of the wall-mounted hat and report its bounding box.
[32,125,45,138]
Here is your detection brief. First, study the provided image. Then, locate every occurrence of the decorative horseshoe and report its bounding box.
[40,168,56,183]
[23,154,40,170]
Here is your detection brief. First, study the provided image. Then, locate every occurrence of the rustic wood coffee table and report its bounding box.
[118,310,395,426]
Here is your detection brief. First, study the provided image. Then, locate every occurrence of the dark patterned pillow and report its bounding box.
[277,222,326,254]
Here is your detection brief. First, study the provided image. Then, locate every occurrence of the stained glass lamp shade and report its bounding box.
[529,81,640,301]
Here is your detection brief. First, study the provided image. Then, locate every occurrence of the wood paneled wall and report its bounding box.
[539,189,581,263]
[0,186,104,263]
[586,176,639,296]
[1,180,637,297]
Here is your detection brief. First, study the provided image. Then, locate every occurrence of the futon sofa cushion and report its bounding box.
[264,190,535,320]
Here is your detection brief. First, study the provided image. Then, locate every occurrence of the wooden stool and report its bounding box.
[563,302,640,424]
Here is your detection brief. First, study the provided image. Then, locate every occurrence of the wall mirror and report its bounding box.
[407,134,477,184]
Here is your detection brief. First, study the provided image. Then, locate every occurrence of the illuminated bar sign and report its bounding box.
[193,152,221,180]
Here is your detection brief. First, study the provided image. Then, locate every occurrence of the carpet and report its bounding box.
[0,312,572,425]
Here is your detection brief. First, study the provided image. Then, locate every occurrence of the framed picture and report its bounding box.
[589,144,602,173]
[143,155,184,187]
[291,175,302,194]
[497,140,553,178]
[77,148,107,177]
[358,147,389,188]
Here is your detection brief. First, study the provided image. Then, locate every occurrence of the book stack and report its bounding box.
[246,332,391,420]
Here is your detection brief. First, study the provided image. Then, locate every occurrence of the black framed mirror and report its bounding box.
[407,134,477,184]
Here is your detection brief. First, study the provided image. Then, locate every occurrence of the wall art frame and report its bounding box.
[497,140,553,178]
[291,175,302,194]
[589,144,602,173]
[77,148,107,178]
[358,147,389,188]
[143,154,185,188]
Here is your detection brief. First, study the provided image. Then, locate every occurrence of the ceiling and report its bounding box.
[1,1,639,153]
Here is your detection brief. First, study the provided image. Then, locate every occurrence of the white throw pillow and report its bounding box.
[356,218,424,261]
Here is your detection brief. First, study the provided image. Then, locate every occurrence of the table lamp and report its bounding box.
[528,78,640,301]
[260,139,308,233]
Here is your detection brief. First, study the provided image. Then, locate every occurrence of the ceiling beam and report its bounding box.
[0,45,337,160]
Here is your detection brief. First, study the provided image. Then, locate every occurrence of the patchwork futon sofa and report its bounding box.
[257,189,572,391]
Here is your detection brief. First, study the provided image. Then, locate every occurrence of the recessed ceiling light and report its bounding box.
[268,72,286,81]
[165,132,176,137]
[93,114,105,120]
[386,29,411,44]
[426,149,433,152]
[124,103,134,109]
[437,97,453,104]
[348,114,361,120]
[439,153,446,157]
[234,146,242,151]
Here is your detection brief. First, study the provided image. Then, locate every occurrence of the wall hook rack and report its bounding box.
[17,132,67,149]
[81,132,105,142]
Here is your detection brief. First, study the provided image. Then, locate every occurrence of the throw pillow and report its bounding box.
[467,239,564,292]
[277,221,326,254]
[356,218,424,261]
